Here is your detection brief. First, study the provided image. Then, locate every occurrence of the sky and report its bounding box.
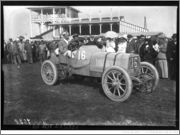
[3,6,177,40]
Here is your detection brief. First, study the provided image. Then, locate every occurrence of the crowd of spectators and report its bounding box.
[3,32,177,80]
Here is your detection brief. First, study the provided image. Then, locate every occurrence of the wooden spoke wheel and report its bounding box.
[41,60,58,85]
[102,66,132,102]
[140,62,159,92]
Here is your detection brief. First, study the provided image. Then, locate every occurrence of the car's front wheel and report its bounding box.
[102,66,132,102]
[41,60,58,85]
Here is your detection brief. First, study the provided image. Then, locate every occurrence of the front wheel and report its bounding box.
[102,66,132,102]
[41,60,58,85]
[140,62,159,92]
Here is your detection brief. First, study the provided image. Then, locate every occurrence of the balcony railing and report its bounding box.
[31,14,123,24]
[31,15,148,33]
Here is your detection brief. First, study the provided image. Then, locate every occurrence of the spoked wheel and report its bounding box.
[139,62,159,93]
[102,66,132,102]
[41,60,58,85]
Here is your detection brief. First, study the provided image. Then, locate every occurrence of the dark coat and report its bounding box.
[166,40,176,62]
[68,39,80,51]
[87,40,96,45]
[140,42,158,64]
[25,42,32,53]
[12,42,20,55]
[126,39,136,53]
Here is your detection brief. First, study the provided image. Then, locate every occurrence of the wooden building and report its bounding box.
[28,6,149,40]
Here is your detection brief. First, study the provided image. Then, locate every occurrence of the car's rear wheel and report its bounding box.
[41,60,58,85]
[102,66,132,102]
[139,62,159,92]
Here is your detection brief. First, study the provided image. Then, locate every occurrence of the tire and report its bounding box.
[102,66,132,102]
[41,60,58,85]
[140,62,159,91]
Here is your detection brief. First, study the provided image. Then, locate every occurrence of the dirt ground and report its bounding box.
[2,63,177,127]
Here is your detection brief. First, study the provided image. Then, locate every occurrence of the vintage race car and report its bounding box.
[41,45,159,102]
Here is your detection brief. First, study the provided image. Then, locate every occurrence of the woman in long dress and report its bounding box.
[155,37,168,78]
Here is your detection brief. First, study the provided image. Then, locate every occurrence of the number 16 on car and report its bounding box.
[78,50,86,60]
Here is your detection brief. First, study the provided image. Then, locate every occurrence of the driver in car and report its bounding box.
[58,32,76,58]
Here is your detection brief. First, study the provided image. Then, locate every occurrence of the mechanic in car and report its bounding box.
[68,33,81,51]
[58,32,77,58]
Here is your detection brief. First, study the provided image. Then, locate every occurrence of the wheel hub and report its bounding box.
[46,70,51,75]
[112,80,119,86]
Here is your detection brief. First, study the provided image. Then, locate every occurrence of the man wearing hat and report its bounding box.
[18,38,26,62]
[87,35,96,45]
[12,40,21,68]
[166,34,177,80]
[39,40,47,63]
[6,38,14,64]
[25,39,33,64]
[58,31,69,55]
[136,35,146,54]
[58,31,75,58]
[68,33,80,51]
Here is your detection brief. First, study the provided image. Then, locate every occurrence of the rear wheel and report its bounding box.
[140,62,159,92]
[41,60,58,85]
[102,66,132,102]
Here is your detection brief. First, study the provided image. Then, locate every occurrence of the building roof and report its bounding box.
[27,6,80,13]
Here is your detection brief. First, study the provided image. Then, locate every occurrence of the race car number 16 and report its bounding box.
[78,50,86,60]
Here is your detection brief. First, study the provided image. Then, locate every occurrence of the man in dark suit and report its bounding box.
[166,34,177,80]
[12,40,21,68]
[87,35,96,45]
[126,34,136,53]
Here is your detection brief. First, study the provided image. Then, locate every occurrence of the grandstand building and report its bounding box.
[28,6,149,40]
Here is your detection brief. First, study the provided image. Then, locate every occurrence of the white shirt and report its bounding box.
[105,47,115,53]
[105,40,115,52]
[117,42,127,53]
